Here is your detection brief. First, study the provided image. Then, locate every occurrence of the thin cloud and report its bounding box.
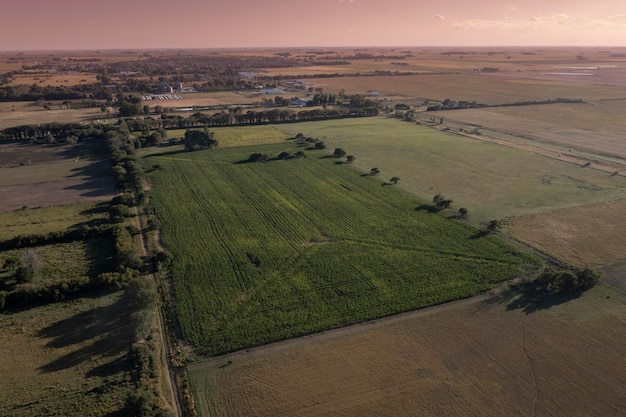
[454,14,626,30]
[433,15,445,20]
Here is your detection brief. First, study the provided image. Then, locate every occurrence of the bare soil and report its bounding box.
[0,143,115,212]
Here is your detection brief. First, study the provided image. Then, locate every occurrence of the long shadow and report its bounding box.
[37,295,133,374]
[78,201,110,216]
[63,176,117,198]
[470,230,490,239]
[52,143,83,159]
[84,234,117,278]
[505,290,585,314]
[415,204,439,214]
[65,159,112,178]
[477,283,587,315]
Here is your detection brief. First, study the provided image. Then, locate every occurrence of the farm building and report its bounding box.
[157,83,174,93]
[259,88,285,95]
[291,98,312,107]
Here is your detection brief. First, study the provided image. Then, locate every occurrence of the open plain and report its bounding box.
[2,46,626,417]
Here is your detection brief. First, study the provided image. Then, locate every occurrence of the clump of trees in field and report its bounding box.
[184,128,217,151]
[523,267,600,297]
[427,97,584,111]
[433,194,453,209]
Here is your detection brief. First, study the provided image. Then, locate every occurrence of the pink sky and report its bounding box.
[2,0,625,50]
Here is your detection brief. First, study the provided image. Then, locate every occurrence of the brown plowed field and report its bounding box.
[0,143,115,212]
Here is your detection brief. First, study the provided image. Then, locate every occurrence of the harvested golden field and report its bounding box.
[505,200,626,267]
[7,72,98,87]
[0,292,135,417]
[428,103,626,160]
[189,285,626,417]
[0,105,102,130]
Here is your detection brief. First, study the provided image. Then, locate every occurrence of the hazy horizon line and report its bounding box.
[2,45,626,54]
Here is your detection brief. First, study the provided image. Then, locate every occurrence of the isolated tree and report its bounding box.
[333,148,347,158]
[345,155,356,164]
[248,153,269,163]
[457,207,468,219]
[314,141,326,150]
[486,219,501,233]
[370,167,380,176]
[390,176,400,185]
[278,151,291,160]
[295,151,306,158]
[433,194,452,209]
[184,129,217,151]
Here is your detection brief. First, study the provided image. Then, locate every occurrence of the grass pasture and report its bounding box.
[0,105,103,130]
[166,124,293,147]
[146,143,536,356]
[0,234,115,291]
[189,284,626,417]
[0,202,109,241]
[276,117,626,224]
[0,292,135,417]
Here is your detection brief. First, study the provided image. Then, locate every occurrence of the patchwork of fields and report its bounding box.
[275,117,626,224]
[315,73,626,104]
[189,284,626,417]
[2,46,626,417]
[145,143,537,355]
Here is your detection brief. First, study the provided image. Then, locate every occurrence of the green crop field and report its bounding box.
[276,117,626,224]
[146,143,537,356]
[163,124,293,148]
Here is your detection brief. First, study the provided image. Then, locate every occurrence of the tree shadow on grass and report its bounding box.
[37,294,133,375]
[415,204,439,214]
[78,201,110,216]
[470,230,491,239]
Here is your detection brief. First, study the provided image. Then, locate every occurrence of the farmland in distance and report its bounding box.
[145,143,537,356]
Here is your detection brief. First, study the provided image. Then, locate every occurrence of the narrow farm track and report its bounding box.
[134,203,183,417]
[519,315,539,417]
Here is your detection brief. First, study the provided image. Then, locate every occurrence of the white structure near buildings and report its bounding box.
[258,88,285,95]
